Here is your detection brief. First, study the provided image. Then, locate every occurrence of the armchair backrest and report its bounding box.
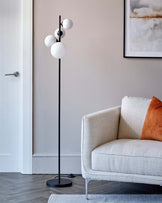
[118,96,151,139]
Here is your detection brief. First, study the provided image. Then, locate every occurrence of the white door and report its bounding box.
[0,0,22,172]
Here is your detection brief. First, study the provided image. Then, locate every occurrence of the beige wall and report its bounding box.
[33,0,162,173]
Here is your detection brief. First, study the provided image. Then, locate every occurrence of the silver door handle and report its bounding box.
[5,72,19,77]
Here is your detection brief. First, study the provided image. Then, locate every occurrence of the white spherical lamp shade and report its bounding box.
[44,35,56,47]
[62,19,73,30]
[51,42,66,59]
[54,28,65,40]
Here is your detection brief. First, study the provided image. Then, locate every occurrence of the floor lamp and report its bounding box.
[44,15,73,187]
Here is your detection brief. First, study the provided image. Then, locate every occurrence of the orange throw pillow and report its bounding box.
[141,96,162,141]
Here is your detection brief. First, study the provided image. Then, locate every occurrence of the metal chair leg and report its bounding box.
[85,179,90,200]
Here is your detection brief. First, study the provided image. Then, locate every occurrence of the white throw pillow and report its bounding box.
[118,96,151,139]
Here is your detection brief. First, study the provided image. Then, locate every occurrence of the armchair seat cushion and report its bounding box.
[92,139,162,176]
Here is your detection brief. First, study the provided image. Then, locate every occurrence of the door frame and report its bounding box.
[21,0,33,174]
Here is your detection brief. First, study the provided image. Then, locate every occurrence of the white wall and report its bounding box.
[33,0,162,173]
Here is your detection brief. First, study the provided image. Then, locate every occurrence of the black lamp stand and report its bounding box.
[46,15,72,188]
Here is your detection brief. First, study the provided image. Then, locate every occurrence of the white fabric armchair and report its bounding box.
[81,97,162,199]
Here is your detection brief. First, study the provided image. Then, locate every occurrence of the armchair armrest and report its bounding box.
[81,106,121,176]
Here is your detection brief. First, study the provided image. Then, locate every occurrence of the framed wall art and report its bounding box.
[124,0,162,58]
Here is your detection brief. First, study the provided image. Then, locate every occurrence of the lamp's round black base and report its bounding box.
[46,178,72,188]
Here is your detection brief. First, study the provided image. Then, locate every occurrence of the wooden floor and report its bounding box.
[0,173,162,203]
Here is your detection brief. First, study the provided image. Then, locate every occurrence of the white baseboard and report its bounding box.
[0,154,20,172]
[32,154,81,174]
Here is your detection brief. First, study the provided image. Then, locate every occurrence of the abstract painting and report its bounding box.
[124,0,162,58]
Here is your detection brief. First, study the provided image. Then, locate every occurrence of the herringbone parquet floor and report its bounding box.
[0,173,162,203]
